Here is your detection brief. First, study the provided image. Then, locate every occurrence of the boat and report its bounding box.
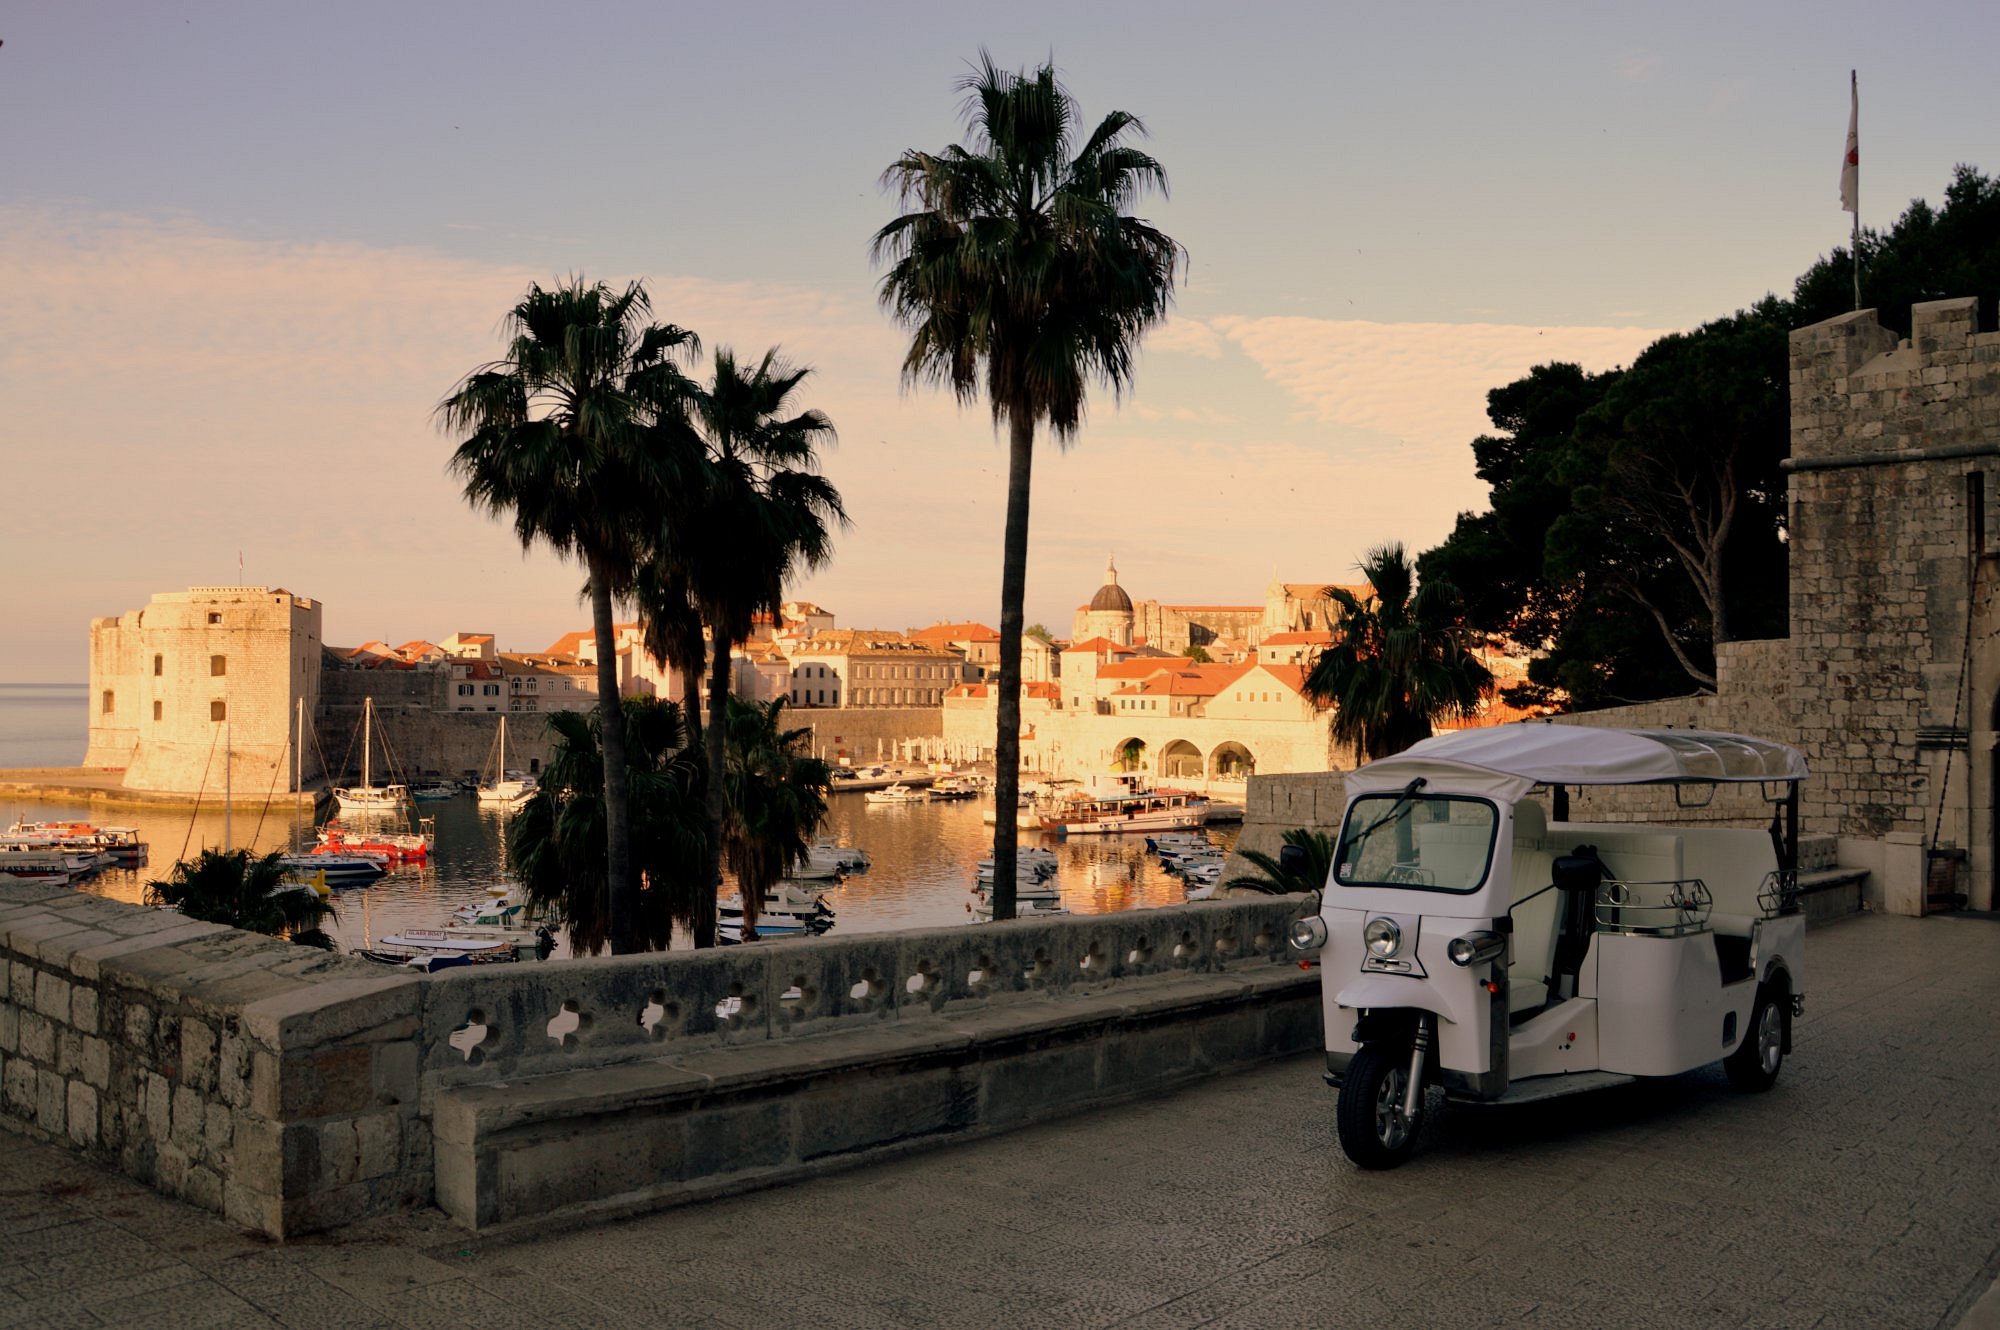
[476,715,536,809]
[927,778,979,801]
[809,839,870,872]
[1039,773,1210,837]
[358,923,552,965]
[720,880,835,939]
[279,852,386,888]
[0,847,80,886]
[314,820,433,863]
[6,821,148,866]
[831,766,934,794]
[334,699,413,815]
[972,895,1070,922]
[864,782,926,805]
[411,782,460,802]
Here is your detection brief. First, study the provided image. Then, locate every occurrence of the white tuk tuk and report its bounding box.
[1286,726,1808,1168]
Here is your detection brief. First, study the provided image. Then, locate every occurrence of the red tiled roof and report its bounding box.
[1097,656,1192,680]
[545,630,590,657]
[1062,636,1129,655]
[912,621,999,643]
[1261,631,1333,646]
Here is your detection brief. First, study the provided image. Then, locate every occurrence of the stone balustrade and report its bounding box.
[1,881,1320,1239]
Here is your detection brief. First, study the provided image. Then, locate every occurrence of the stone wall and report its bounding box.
[319,670,559,783]
[0,882,424,1236]
[2,880,1315,1238]
[787,708,944,764]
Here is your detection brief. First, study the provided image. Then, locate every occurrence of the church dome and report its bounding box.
[1088,557,1133,613]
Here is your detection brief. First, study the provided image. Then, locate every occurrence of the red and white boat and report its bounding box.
[314,819,434,863]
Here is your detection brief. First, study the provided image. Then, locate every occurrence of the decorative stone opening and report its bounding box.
[546,1001,585,1046]
[638,990,678,1039]
[847,969,886,1006]
[1172,931,1199,963]
[1127,937,1153,968]
[448,1010,490,1064]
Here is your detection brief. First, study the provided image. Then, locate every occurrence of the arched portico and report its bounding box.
[1209,741,1255,778]
[1114,736,1147,772]
[1160,739,1203,778]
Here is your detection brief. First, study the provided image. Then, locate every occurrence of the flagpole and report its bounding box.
[1845,70,1861,310]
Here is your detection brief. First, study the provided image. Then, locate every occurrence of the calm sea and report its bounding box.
[0,677,1236,956]
[0,682,87,768]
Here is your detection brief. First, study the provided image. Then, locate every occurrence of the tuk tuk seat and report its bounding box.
[1675,828,1781,936]
[1506,800,1560,1010]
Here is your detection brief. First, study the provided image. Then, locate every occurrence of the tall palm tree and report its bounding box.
[147,849,336,948]
[676,348,845,947]
[508,698,708,954]
[874,53,1183,919]
[438,277,700,954]
[1302,543,1495,763]
[721,696,832,942]
[634,557,710,748]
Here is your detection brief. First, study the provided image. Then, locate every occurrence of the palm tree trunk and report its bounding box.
[990,412,1036,921]
[680,662,705,750]
[587,558,638,954]
[697,636,732,947]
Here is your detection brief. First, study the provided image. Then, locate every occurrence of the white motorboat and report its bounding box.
[808,840,870,873]
[279,852,386,888]
[360,923,551,965]
[864,782,926,805]
[927,778,978,800]
[973,895,1070,922]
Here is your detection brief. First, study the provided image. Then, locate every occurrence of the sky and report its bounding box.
[4,1,1997,682]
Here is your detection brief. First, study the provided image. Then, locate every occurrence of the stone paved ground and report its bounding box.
[4,911,2000,1330]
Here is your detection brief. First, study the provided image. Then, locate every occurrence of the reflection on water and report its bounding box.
[20,786,1235,957]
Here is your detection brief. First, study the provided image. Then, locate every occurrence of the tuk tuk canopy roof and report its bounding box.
[1342,726,1809,805]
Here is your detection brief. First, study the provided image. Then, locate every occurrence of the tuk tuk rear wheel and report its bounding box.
[1725,983,1786,1092]
[1337,1044,1423,1169]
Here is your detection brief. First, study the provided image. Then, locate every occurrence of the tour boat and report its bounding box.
[1038,773,1210,837]
[863,782,926,805]
[0,847,79,886]
[6,821,148,866]
[927,778,979,800]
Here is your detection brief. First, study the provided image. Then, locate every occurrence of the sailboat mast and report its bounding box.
[362,697,372,791]
[224,709,233,851]
[293,696,304,852]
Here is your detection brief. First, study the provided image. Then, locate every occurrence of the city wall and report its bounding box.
[318,670,557,782]
[0,880,1317,1239]
[790,707,943,764]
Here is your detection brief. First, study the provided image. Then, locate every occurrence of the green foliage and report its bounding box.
[1185,643,1212,663]
[873,52,1182,919]
[1024,623,1056,644]
[507,698,708,956]
[1793,165,2000,336]
[1303,544,1493,762]
[721,697,832,940]
[1222,829,1335,895]
[146,849,336,949]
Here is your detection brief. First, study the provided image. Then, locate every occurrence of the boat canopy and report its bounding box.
[1342,726,1809,805]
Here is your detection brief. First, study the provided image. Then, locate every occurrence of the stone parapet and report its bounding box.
[0,882,1317,1238]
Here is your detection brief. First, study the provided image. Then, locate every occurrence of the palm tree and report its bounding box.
[634,557,710,748]
[438,277,701,955]
[1302,543,1495,763]
[1222,829,1335,895]
[721,696,832,941]
[676,348,845,947]
[873,53,1183,919]
[146,849,336,948]
[508,698,708,955]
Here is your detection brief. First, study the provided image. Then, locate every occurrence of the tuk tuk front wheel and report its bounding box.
[1725,983,1787,1092]
[1337,1044,1423,1169]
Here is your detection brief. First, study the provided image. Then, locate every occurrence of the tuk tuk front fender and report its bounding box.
[1333,973,1477,1030]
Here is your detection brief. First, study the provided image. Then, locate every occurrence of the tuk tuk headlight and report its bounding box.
[1287,915,1328,952]
[1363,917,1402,958]
[1447,930,1506,967]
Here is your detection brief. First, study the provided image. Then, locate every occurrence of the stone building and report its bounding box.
[82,586,323,795]
[1069,560,1367,656]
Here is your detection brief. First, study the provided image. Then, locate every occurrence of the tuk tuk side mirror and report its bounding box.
[1278,842,1310,880]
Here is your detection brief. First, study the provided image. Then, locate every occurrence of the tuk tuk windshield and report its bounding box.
[1334,794,1497,893]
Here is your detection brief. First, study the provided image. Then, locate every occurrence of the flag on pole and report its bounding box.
[1839,70,1859,214]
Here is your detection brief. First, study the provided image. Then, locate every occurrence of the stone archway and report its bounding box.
[1209,741,1255,779]
[1114,737,1147,772]
[1160,739,1203,779]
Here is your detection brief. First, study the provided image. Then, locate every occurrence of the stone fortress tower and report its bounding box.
[82,586,323,796]
[1562,297,2000,913]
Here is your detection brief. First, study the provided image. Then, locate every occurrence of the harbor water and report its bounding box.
[3,784,1237,957]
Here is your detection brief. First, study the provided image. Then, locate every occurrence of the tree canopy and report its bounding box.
[1424,166,1998,710]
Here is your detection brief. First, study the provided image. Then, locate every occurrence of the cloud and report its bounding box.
[1208,314,1669,453]
[1144,315,1225,359]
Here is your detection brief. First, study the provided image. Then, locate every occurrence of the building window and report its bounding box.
[101,690,114,714]
[483,684,500,696]
[153,700,162,722]
[152,654,163,677]
[210,654,227,677]
[458,683,473,696]
[210,700,226,722]
[207,612,222,625]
